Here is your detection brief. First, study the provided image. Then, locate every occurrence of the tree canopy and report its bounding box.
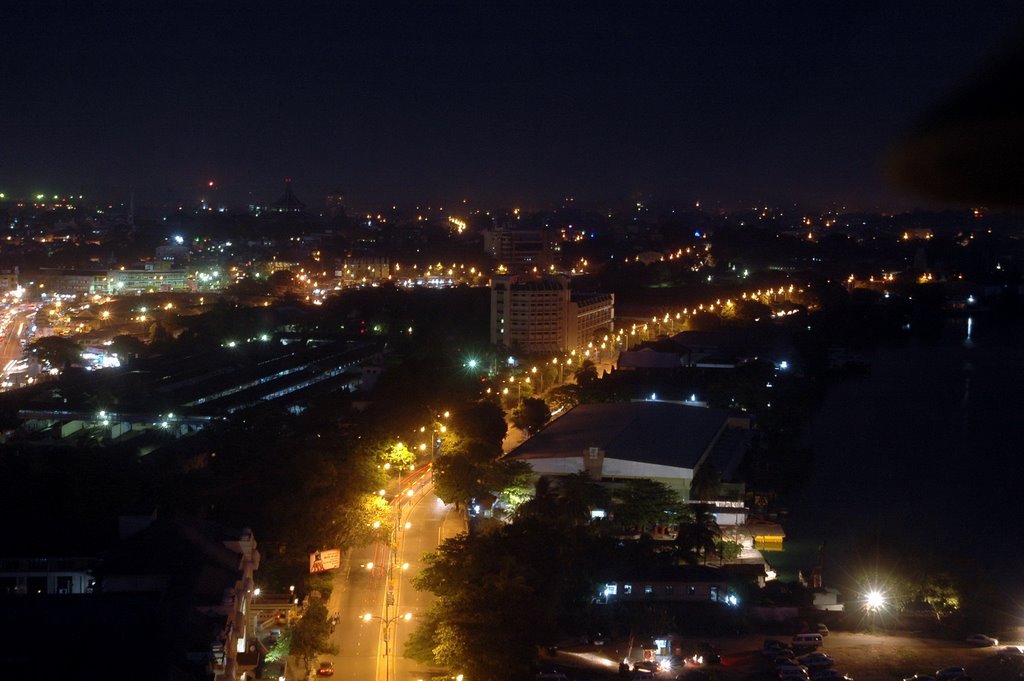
[510,397,550,434]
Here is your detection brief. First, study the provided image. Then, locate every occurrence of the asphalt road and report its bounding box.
[315,469,458,681]
[0,305,35,384]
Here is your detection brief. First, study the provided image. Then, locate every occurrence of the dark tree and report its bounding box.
[690,462,722,501]
[612,479,689,535]
[25,336,83,367]
[511,397,551,434]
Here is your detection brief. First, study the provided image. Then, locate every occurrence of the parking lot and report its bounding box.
[547,632,1024,681]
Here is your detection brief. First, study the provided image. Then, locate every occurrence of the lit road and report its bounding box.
[393,477,457,681]
[324,468,459,681]
[0,305,36,388]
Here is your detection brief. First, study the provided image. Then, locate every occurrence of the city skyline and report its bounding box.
[4,2,1024,211]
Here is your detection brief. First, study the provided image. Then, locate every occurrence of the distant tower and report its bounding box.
[325,190,347,219]
[270,178,306,213]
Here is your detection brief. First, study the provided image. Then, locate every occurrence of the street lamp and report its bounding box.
[865,589,886,612]
[361,611,413,681]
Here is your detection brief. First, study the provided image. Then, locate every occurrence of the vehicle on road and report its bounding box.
[816,624,830,636]
[317,661,335,676]
[935,667,966,681]
[966,634,998,647]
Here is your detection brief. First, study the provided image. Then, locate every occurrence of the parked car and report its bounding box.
[633,660,659,673]
[816,624,830,636]
[811,670,852,681]
[775,656,799,667]
[317,661,335,676]
[997,646,1024,661]
[776,663,810,679]
[684,643,721,665]
[764,645,795,658]
[966,634,998,647]
[798,653,834,669]
[792,633,824,650]
[935,667,966,681]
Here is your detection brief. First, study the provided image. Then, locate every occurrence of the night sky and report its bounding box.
[4,2,1024,210]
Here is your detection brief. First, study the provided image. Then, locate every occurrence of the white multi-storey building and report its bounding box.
[490,274,614,353]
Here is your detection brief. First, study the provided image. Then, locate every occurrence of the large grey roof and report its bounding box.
[510,401,729,470]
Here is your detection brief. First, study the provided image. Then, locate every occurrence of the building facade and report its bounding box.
[482,220,553,271]
[490,274,614,353]
[106,263,190,294]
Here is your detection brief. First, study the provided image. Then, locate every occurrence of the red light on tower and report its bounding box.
[208,181,215,188]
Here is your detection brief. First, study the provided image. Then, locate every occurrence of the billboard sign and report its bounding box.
[309,548,342,573]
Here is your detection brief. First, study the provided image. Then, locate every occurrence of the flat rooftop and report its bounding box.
[509,401,730,470]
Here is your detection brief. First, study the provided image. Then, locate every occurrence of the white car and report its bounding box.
[997,646,1024,661]
[966,634,998,647]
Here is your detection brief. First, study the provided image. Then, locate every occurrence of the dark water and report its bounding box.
[775,316,1024,616]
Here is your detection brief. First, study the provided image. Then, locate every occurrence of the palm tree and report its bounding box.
[689,462,721,502]
[553,472,610,526]
[674,504,720,564]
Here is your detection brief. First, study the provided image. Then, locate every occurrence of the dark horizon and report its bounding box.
[3,2,1024,212]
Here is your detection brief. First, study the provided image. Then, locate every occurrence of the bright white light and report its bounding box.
[865,589,885,610]
[173,235,184,245]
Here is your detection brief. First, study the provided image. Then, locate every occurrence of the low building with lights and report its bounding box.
[106,262,190,294]
[337,256,390,284]
[508,401,750,500]
[596,564,760,605]
[490,274,614,353]
[0,267,19,291]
